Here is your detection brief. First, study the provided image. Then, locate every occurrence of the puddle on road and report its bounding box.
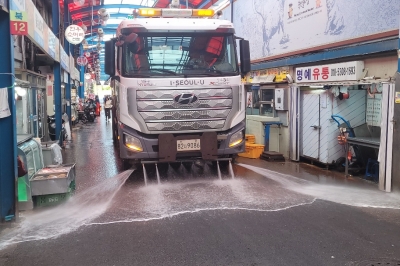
[0,170,133,251]
[238,164,400,210]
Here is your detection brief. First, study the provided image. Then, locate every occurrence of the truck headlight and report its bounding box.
[124,133,143,152]
[229,130,244,148]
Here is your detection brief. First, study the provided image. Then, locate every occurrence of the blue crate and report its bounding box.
[365,158,379,182]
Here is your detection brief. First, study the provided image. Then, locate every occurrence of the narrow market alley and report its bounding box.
[1,112,400,265]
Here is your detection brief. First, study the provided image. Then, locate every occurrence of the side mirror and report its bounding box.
[239,40,251,74]
[105,40,115,76]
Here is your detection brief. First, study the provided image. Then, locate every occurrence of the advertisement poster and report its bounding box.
[225,0,399,60]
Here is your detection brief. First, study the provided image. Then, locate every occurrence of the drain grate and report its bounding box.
[353,259,400,266]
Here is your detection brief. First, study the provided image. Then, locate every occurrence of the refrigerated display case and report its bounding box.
[17,135,44,210]
[17,135,75,209]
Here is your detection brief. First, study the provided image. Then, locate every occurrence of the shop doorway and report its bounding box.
[300,89,367,165]
[301,93,320,160]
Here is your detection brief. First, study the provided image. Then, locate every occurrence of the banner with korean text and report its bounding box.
[15,0,60,62]
[295,61,365,83]
[60,44,70,73]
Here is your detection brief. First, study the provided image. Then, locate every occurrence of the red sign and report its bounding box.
[10,21,28,35]
[77,56,88,66]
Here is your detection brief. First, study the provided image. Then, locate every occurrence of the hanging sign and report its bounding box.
[295,61,365,83]
[65,24,85,45]
[10,10,28,35]
[77,56,88,66]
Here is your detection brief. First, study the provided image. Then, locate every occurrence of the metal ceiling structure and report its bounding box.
[66,0,224,81]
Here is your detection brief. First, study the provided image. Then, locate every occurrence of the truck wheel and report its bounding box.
[112,119,118,145]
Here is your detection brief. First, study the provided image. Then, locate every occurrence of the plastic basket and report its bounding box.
[33,181,75,208]
[245,134,256,144]
[238,143,265,159]
[33,192,72,207]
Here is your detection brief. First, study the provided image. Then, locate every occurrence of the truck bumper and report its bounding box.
[119,120,245,162]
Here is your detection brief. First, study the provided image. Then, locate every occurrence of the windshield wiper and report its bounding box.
[187,70,238,77]
[147,68,177,75]
[126,72,151,78]
[207,69,224,75]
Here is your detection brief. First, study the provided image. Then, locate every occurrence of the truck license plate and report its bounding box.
[177,139,200,151]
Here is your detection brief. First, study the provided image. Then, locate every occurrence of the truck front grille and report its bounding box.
[137,88,232,131]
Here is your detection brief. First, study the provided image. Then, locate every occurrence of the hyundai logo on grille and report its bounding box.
[174,93,198,104]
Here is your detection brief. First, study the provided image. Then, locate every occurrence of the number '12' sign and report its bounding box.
[10,21,28,35]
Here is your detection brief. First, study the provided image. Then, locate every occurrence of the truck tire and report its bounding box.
[112,118,118,143]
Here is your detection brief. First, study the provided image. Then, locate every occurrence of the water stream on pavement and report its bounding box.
[0,170,133,251]
[2,162,399,250]
[238,164,400,209]
[87,165,316,225]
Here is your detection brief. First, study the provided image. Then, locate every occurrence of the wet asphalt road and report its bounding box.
[1,113,400,266]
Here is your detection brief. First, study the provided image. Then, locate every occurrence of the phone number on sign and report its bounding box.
[331,66,356,77]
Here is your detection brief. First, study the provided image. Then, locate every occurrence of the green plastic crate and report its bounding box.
[34,192,71,207]
[33,181,76,208]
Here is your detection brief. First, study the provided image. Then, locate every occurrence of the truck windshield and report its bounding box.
[122,33,238,77]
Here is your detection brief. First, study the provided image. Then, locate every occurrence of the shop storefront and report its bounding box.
[244,67,291,158]
[292,59,395,191]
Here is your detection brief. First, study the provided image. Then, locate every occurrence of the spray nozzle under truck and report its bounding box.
[104,7,251,170]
